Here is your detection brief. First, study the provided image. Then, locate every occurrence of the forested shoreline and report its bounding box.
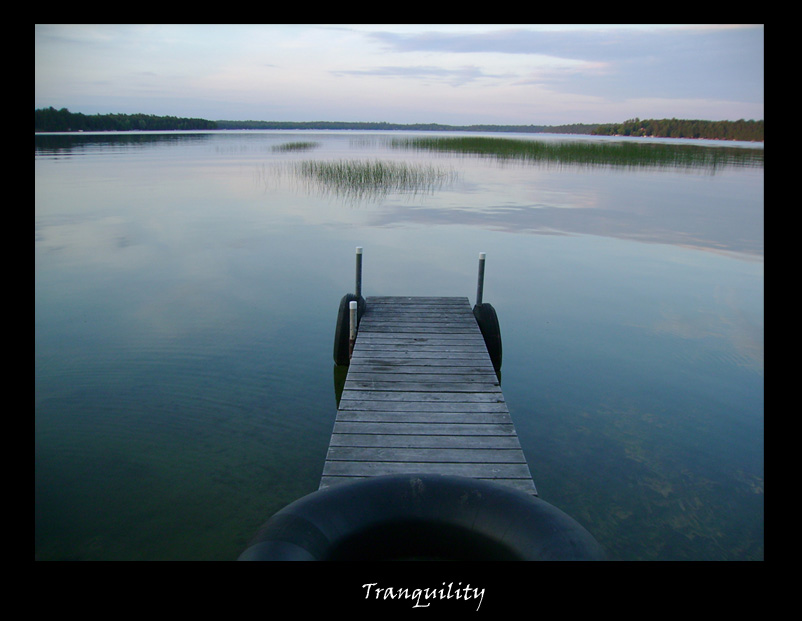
[213,119,601,135]
[34,107,217,132]
[35,108,764,142]
[592,118,764,142]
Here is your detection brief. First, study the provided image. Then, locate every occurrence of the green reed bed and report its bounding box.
[293,159,458,201]
[272,141,321,152]
[390,136,763,171]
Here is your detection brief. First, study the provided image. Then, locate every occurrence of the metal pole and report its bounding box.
[355,246,363,298]
[348,300,358,359]
[476,252,486,306]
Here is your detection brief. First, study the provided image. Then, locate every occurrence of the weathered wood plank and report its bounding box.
[351,348,488,357]
[353,334,485,341]
[322,460,533,479]
[339,390,505,403]
[347,368,495,377]
[319,474,536,494]
[349,357,496,368]
[325,446,528,463]
[366,296,470,304]
[331,410,514,423]
[336,400,511,413]
[328,433,524,449]
[343,381,502,393]
[331,421,517,436]
[345,374,498,384]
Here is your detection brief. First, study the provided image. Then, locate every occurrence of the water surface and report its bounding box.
[35,130,763,560]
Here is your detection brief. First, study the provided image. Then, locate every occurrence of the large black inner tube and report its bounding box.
[238,474,605,561]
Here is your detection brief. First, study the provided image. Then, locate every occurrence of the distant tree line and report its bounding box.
[592,118,764,142]
[34,111,599,134]
[214,119,601,134]
[35,107,218,132]
[35,108,764,142]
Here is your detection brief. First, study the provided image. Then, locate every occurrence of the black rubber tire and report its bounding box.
[473,302,502,373]
[333,293,365,365]
[238,473,604,561]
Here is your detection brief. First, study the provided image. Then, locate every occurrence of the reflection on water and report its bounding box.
[35,131,763,560]
[34,131,214,157]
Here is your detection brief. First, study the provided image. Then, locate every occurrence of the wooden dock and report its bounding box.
[320,295,537,495]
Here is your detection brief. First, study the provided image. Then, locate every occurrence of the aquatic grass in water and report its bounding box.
[292,158,458,202]
[390,136,764,171]
[272,141,320,152]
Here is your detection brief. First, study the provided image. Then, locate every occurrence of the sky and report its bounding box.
[34,24,764,126]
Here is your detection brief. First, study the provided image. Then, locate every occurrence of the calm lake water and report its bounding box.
[35,130,764,561]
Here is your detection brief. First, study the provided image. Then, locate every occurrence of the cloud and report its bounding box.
[333,64,511,87]
[366,24,759,61]
[365,25,764,104]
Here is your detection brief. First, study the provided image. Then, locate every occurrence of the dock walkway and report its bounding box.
[320,295,536,495]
